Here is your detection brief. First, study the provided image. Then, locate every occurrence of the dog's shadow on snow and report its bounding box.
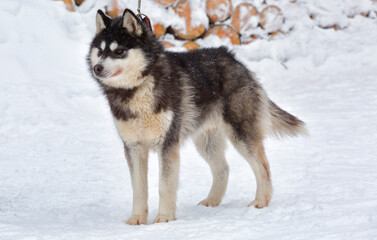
[172,200,261,222]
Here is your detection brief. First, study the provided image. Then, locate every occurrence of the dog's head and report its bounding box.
[88,9,162,89]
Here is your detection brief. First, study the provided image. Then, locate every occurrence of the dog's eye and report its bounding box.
[115,49,124,55]
[97,49,103,56]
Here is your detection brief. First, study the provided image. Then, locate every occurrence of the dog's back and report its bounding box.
[159,46,306,142]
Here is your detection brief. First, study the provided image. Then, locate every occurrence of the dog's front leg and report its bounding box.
[153,143,180,223]
[124,143,149,225]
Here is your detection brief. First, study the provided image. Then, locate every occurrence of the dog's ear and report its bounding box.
[96,10,110,34]
[122,9,143,36]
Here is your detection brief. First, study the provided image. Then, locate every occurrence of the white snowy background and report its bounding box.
[1,0,377,239]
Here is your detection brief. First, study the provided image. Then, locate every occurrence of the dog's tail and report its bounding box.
[268,100,308,138]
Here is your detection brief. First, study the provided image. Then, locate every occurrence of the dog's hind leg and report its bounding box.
[227,129,272,208]
[194,128,229,207]
[246,143,272,208]
[223,84,273,208]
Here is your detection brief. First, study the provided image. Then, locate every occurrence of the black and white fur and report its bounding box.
[87,9,307,225]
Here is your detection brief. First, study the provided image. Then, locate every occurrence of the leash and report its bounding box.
[137,0,142,16]
[137,0,152,31]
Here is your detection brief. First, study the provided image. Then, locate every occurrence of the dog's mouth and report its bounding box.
[110,69,122,78]
[94,69,122,80]
[93,69,106,79]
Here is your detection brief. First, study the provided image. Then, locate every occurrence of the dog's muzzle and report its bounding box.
[93,64,104,77]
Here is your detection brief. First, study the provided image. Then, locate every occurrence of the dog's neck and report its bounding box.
[103,85,137,104]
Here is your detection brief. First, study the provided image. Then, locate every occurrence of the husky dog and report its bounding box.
[87,9,306,225]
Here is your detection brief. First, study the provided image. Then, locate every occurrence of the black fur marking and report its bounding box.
[97,10,111,27]
[151,57,180,114]
[104,87,138,121]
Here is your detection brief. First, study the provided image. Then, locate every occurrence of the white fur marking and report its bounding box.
[110,42,118,51]
[98,48,148,89]
[100,41,106,51]
[90,48,99,67]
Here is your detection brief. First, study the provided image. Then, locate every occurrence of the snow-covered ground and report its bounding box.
[1,0,377,239]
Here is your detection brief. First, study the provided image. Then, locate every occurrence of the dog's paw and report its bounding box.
[126,215,147,225]
[247,199,269,208]
[153,214,176,223]
[197,198,221,207]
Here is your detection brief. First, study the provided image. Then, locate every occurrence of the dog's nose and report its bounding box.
[93,64,104,75]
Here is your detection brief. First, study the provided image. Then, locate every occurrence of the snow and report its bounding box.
[206,0,232,22]
[1,0,377,239]
[189,0,209,29]
[161,0,209,34]
[260,6,284,33]
[238,3,260,34]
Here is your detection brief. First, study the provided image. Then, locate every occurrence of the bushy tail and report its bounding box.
[268,100,308,138]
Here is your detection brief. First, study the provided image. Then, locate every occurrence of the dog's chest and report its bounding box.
[112,81,173,145]
[114,110,173,145]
